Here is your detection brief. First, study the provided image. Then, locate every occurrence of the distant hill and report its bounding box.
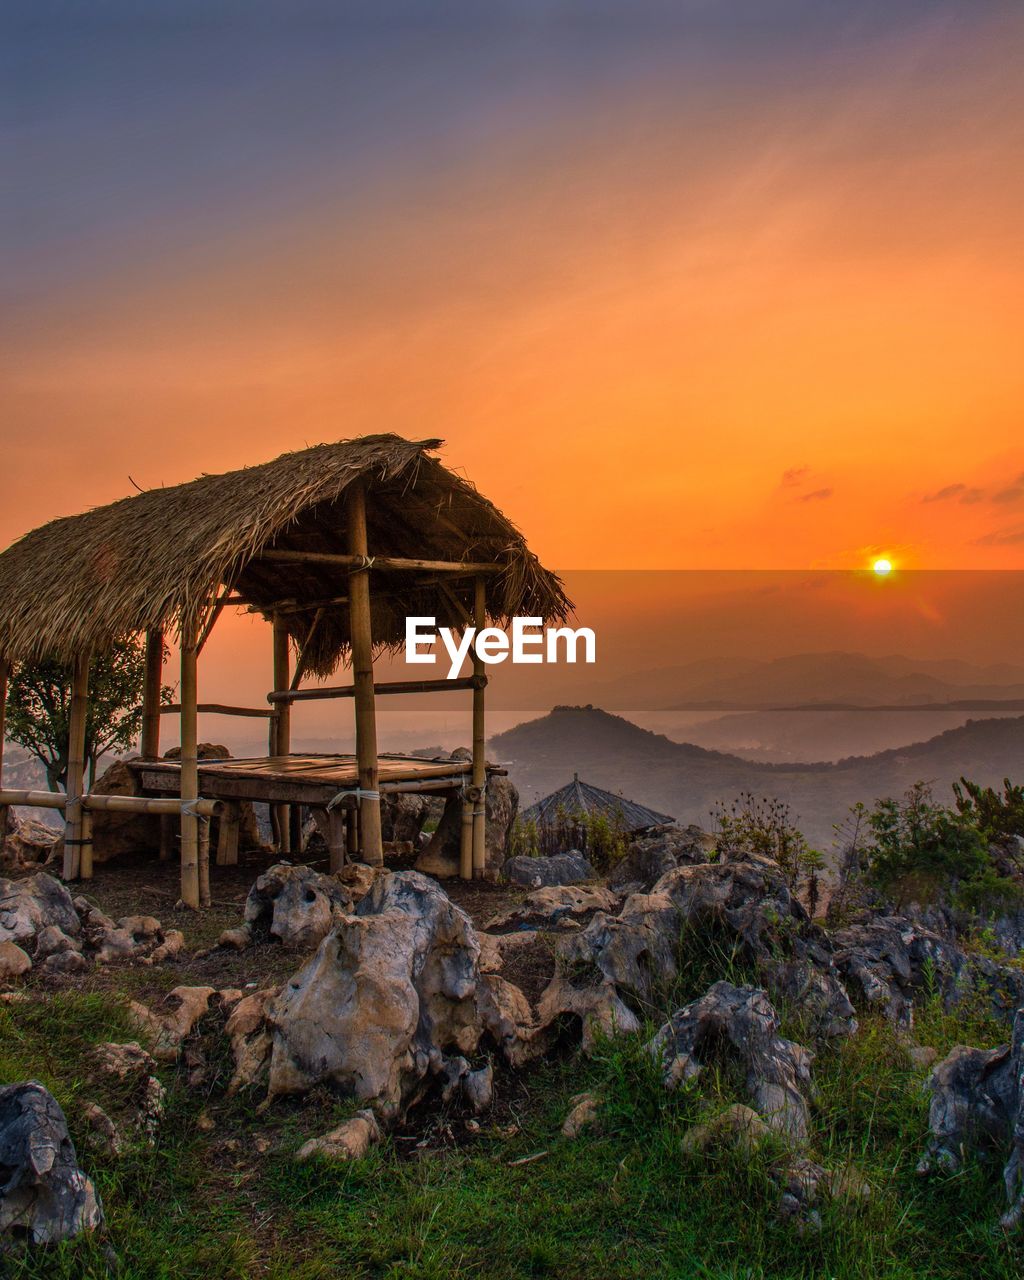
[583,650,1024,711]
[491,706,1024,853]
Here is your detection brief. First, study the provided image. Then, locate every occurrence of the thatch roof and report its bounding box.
[522,775,674,834]
[0,435,571,676]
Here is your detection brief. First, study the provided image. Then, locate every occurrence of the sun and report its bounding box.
[872,558,893,576]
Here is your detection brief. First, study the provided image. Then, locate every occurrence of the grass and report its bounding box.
[2,984,1023,1278]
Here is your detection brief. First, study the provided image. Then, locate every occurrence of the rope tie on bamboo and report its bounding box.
[353,555,375,571]
[327,787,380,812]
[181,800,208,820]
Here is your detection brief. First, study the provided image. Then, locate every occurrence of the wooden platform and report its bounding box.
[128,752,493,807]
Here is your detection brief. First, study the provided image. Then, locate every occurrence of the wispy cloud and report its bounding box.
[974,526,1024,546]
[799,487,833,502]
[780,465,810,488]
[922,481,984,504]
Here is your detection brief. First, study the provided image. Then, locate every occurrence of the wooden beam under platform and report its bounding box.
[267,674,486,704]
[258,549,502,574]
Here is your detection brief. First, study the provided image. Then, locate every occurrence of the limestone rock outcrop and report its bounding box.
[918,1008,1024,1231]
[266,871,486,1118]
[503,851,596,888]
[221,863,353,952]
[0,1082,104,1246]
[649,982,814,1141]
[609,824,713,893]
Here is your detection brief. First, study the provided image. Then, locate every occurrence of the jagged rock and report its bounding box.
[483,884,620,931]
[648,982,813,1141]
[0,1082,104,1245]
[39,949,89,976]
[239,863,353,951]
[680,1103,773,1156]
[0,813,58,869]
[86,1042,166,1145]
[266,871,483,1117]
[381,793,431,845]
[82,758,161,863]
[562,1092,600,1138]
[128,986,215,1062]
[225,987,279,1095]
[146,929,186,965]
[440,1057,494,1112]
[295,1110,381,1163]
[918,1009,1024,1230]
[81,1103,121,1158]
[609,824,713,893]
[476,973,545,1066]
[336,862,380,903]
[415,765,519,879]
[536,972,640,1053]
[0,941,31,981]
[832,913,1024,1030]
[34,924,82,958]
[217,927,252,951]
[503,851,596,889]
[0,873,80,949]
[561,855,855,1040]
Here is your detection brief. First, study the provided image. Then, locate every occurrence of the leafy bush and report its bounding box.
[865,781,1022,913]
[953,777,1024,841]
[509,804,629,871]
[711,792,824,902]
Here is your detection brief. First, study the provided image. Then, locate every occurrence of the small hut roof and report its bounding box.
[521,775,674,833]
[0,434,571,676]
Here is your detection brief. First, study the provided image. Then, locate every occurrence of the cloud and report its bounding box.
[780,466,810,488]
[990,486,1024,504]
[799,487,833,502]
[974,527,1024,546]
[922,481,987,504]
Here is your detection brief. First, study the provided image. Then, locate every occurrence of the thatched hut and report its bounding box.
[522,774,673,838]
[0,435,570,905]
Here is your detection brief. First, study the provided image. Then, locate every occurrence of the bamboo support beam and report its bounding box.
[259,549,501,574]
[471,576,487,879]
[290,608,325,690]
[179,628,200,909]
[62,651,90,881]
[86,795,222,817]
[199,818,211,908]
[327,806,347,872]
[268,674,486,704]
[140,628,163,759]
[460,795,474,880]
[272,614,292,855]
[347,482,383,866]
[159,702,278,719]
[0,789,67,809]
[216,803,241,866]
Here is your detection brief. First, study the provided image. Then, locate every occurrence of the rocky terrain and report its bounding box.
[1,808,1024,1277]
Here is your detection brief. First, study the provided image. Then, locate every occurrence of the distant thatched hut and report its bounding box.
[0,435,570,905]
[520,774,674,860]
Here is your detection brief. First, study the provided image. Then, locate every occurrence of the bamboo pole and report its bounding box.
[347,481,383,866]
[140,628,163,759]
[198,816,211,908]
[471,576,487,879]
[259,549,500,574]
[272,614,292,854]
[160,702,278,719]
[179,626,200,909]
[80,809,94,880]
[460,795,474,879]
[328,806,347,872]
[216,803,241,866]
[268,675,485,704]
[62,651,90,880]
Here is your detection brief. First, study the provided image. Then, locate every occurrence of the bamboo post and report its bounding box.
[327,806,347,872]
[216,803,241,866]
[347,480,383,866]
[140,628,163,759]
[471,576,487,878]
[460,795,474,879]
[198,817,211,908]
[62,651,90,881]
[179,625,200,909]
[272,615,292,855]
[80,809,94,880]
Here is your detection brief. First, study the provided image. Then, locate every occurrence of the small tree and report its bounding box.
[711,791,822,894]
[4,637,172,791]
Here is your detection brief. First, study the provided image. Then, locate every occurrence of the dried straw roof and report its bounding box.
[522,775,674,834]
[0,435,571,676]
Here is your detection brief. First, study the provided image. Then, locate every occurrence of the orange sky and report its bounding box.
[5,2,1024,577]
